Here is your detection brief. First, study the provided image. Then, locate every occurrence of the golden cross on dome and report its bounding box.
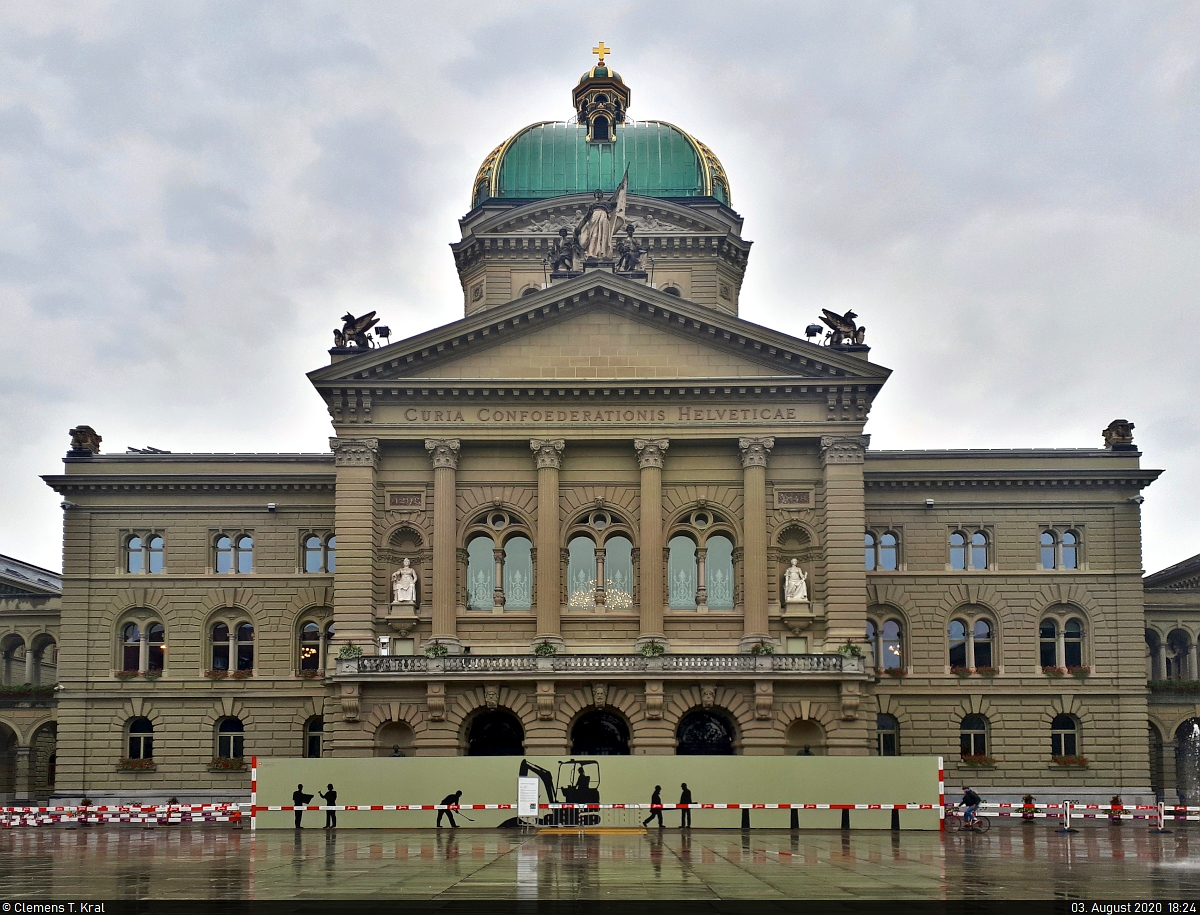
[592,42,610,65]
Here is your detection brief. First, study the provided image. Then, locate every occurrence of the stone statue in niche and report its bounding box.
[391,559,418,604]
[783,559,809,605]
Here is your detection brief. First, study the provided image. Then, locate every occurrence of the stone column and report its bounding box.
[634,439,669,649]
[531,440,565,649]
[23,650,34,685]
[1158,644,1168,681]
[1190,644,1198,682]
[14,746,32,801]
[594,547,607,608]
[739,438,774,649]
[331,437,381,652]
[820,434,871,646]
[492,548,506,613]
[425,439,462,651]
[695,547,708,611]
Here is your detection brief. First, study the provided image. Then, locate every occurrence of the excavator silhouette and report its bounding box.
[499,758,601,827]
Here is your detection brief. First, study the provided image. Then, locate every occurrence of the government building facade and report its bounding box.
[7,53,1184,805]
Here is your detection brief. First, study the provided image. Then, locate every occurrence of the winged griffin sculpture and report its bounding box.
[818,309,866,346]
[333,312,390,350]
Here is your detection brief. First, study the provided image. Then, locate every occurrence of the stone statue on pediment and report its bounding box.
[548,227,583,273]
[392,559,418,604]
[783,559,808,605]
[576,172,628,260]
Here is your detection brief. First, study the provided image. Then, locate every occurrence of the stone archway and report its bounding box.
[784,719,826,756]
[466,710,525,756]
[571,710,630,756]
[0,723,16,800]
[675,709,736,755]
[1176,719,1200,803]
[30,722,56,798]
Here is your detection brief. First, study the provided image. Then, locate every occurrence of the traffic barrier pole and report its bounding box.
[250,755,257,833]
[937,756,945,832]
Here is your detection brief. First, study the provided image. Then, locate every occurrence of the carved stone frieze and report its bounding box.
[330,437,380,469]
[424,439,461,470]
[738,437,774,469]
[634,439,669,470]
[819,435,870,466]
[530,439,566,470]
[426,681,446,720]
[536,681,556,720]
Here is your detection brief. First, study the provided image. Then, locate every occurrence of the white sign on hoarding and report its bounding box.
[518,776,540,818]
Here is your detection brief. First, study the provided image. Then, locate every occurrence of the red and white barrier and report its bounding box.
[1,803,243,828]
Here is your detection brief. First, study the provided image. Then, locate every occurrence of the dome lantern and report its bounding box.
[572,42,630,143]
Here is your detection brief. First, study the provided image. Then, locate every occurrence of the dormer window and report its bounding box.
[592,116,610,141]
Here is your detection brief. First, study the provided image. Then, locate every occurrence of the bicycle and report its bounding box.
[945,805,991,832]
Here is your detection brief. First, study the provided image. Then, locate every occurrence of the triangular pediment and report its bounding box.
[308,273,890,389]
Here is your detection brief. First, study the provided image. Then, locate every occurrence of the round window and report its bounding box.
[591,512,610,530]
[489,512,508,530]
[693,512,710,529]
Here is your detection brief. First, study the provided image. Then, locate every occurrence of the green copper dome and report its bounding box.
[472,120,731,208]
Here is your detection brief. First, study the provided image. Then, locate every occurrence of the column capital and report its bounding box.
[819,434,870,466]
[738,437,774,469]
[425,438,461,470]
[330,437,380,469]
[634,439,669,469]
[530,439,565,470]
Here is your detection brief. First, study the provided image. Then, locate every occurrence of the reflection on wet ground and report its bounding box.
[0,824,1198,899]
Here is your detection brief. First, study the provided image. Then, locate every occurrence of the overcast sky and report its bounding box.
[1,1,1196,574]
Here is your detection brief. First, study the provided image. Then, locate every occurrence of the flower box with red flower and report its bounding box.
[1068,665,1091,681]
[977,666,999,679]
[297,670,323,679]
[231,669,253,679]
[1052,754,1089,768]
[114,670,141,680]
[1042,666,1066,678]
[951,666,972,679]
[118,758,156,771]
[143,668,162,681]
[883,668,905,678]
[960,754,996,768]
[205,669,229,679]
[208,757,245,771]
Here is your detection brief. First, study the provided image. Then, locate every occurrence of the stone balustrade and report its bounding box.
[338,652,863,679]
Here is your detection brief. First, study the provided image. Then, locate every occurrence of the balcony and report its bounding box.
[335,653,864,682]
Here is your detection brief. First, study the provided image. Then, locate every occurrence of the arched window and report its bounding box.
[960,715,988,758]
[211,623,230,671]
[948,611,997,671]
[127,718,153,760]
[705,534,734,610]
[879,533,898,571]
[784,719,826,755]
[305,717,323,758]
[1167,629,1191,680]
[950,530,989,571]
[592,115,610,141]
[662,285,681,296]
[236,623,254,671]
[216,718,244,759]
[465,536,494,611]
[375,720,416,757]
[304,536,323,573]
[146,622,165,671]
[503,536,532,610]
[324,622,337,669]
[1064,618,1084,668]
[520,286,539,297]
[1040,531,1057,570]
[568,536,597,610]
[1147,629,1163,680]
[303,534,335,573]
[215,534,253,574]
[466,710,525,756]
[877,714,899,756]
[866,531,899,571]
[125,534,165,574]
[948,620,967,669]
[867,616,903,671]
[972,619,993,668]
[1051,714,1079,757]
[676,709,735,755]
[571,711,630,755]
[1061,531,1078,569]
[1039,619,1058,669]
[668,536,697,610]
[122,623,141,672]
[971,532,989,570]
[300,622,321,671]
[604,535,634,610]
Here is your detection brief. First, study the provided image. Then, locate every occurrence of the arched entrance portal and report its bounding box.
[571,711,630,755]
[30,722,56,798]
[1176,719,1200,803]
[0,724,16,800]
[466,710,524,756]
[675,709,735,755]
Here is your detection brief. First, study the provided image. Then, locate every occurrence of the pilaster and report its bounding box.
[820,434,870,645]
[426,439,461,651]
[331,437,380,653]
[531,439,565,649]
[634,439,668,648]
[739,437,773,649]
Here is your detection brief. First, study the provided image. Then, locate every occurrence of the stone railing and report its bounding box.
[342,653,863,678]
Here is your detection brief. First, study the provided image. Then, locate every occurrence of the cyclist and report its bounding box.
[960,786,982,827]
